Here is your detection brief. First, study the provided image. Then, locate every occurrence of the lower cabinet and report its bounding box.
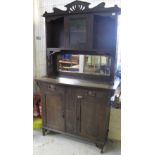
[37,81,112,150]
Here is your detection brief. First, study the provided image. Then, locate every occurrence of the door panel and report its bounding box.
[65,110,76,133]
[45,89,65,131]
[65,15,89,49]
[80,94,109,141]
[65,87,84,134]
[65,87,77,134]
[95,92,111,141]
[95,99,107,141]
[80,97,97,140]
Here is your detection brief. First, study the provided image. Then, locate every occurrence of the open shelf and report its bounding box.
[59,60,78,65]
[93,15,117,50]
[46,17,64,48]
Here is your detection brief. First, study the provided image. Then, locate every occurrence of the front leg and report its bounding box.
[95,142,106,153]
[42,128,47,136]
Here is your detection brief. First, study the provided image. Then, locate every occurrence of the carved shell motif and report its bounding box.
[68,4,86,13]
[65,0,90,13]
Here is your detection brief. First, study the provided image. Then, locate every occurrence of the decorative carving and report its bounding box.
[65,0,90,13]
[43,0,121,17]
[53,8,66,14]
[91,2,105,11]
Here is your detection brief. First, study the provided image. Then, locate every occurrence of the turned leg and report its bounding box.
[105,129,109,142]
[95,143,105,153]
[100,144,105,153]
[101,148,104,153]
[42,128,46,136]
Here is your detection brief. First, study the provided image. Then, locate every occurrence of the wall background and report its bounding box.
[33,0,121,140]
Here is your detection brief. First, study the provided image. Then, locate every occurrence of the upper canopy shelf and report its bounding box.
[43,0,121,17]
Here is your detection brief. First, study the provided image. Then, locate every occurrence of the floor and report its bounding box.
[33,129,121,155]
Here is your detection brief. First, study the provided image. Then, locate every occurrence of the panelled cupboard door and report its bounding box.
[79,97,97,140]
[65,87,79,134]
[65,15,90,49]
[80,95,108,141]
[65,87,85,135]
[45,91,65,131]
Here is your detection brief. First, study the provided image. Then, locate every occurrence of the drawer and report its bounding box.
[47,84,65,94]
[68,87,109,99]
[84,89,109,99]
[38,82,65,93]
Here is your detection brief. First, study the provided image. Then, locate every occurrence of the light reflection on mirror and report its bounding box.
[57,54,111,76]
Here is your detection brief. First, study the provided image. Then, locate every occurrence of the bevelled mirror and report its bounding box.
[57,53,111,76]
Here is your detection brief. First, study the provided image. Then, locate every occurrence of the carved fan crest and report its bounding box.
[43,0,121,16]
[65,0,90,13]
[68,4,86,13]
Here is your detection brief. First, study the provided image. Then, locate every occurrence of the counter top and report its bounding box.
[35,76,120,91]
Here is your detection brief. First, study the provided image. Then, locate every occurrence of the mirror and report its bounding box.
[57,54,111,76]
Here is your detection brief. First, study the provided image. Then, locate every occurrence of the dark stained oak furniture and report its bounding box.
[35,1,121,153]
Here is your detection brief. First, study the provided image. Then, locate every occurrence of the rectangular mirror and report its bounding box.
[57,54,111,76]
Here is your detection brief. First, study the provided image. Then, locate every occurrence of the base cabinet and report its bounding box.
[37,81,113,152]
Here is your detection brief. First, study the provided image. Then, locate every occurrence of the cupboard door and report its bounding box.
[80,96,98,140]
[45,86,65,131]
[65,15,89,49]
[95,97,109,141]
[79,91,110,141]
[65,87,77,134]
[65,87,85,135]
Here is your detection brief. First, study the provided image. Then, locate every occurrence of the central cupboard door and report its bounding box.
[45,85,65,131]
[65,87,79,134]
[65,15,92,49]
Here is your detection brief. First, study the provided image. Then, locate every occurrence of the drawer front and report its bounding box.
[67,87,107,99]
[37,82,65,94]
[47,84,64,93]
[82,89,111,100]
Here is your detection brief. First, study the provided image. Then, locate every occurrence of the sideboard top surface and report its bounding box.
[35,77,120,91]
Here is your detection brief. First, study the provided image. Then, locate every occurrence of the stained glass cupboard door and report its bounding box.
[69,17,87,48]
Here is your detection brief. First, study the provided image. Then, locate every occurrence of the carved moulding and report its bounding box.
[43,0,121,17]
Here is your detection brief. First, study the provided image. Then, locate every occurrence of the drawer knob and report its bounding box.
[87,91,96,96]
[48,85,55,91]
[77,95,83,99]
